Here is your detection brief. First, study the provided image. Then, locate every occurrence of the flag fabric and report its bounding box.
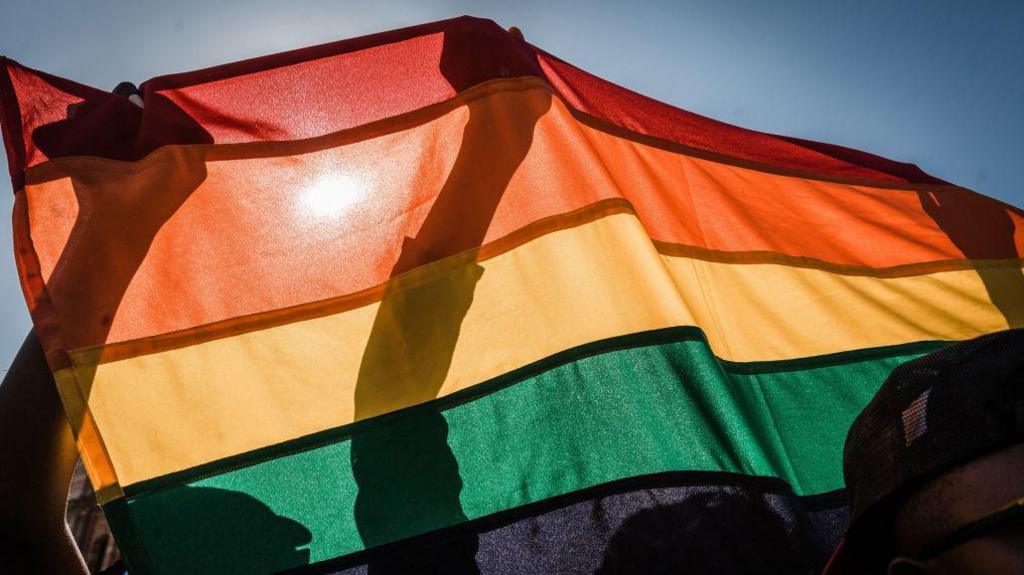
[2,16,1022,574]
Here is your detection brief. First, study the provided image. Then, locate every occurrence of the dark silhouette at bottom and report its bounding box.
[595,490,822,575]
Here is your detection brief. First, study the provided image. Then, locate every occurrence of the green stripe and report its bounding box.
[109,329,942,574]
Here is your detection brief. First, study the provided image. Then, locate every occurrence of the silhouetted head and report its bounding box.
[824,329,1024,574]
[595,489,821,575]
[142,486,313,574]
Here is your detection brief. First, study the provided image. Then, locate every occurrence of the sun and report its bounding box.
[299,173,367,219]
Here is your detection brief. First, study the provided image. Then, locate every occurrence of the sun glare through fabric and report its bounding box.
[299,173,368,219]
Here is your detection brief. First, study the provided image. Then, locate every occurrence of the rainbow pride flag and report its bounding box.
[2,16,1022,574]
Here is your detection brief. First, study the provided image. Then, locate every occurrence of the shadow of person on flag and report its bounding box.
[349,27,551,574]
[916,189,1024,328]
[32,81,213,407]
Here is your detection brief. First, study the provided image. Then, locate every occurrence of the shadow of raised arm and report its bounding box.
[915,189,1024,328]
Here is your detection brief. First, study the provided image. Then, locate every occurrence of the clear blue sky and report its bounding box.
[1,1,1022,366]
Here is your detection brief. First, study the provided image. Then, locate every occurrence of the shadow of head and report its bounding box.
[148,486,312,574]
[594,490,820,575]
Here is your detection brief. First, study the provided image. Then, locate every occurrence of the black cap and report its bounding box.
[824,329,1024,572]
[111,81,140,98]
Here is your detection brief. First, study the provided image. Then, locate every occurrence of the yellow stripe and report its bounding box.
[63,212,1020,489]
[52,369,122,500]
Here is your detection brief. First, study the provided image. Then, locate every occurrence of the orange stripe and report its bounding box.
[20,79,1024,354]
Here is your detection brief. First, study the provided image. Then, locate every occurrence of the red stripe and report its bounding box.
[2,17,945,185]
